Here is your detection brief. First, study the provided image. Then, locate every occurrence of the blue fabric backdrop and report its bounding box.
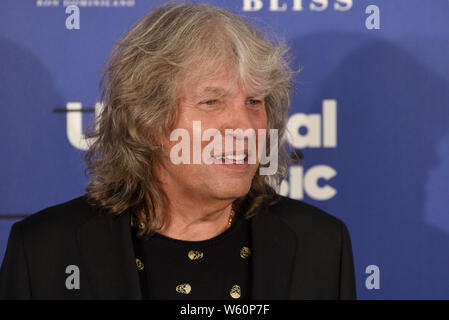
[1,0,448,299]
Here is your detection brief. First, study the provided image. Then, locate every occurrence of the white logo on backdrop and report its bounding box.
[242,0,353,12]
[280,100,338,201]
[66,102,103,151]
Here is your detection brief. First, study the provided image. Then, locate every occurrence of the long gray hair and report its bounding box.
[84,2,297,237]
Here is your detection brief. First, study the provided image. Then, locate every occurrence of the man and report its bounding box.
[0,3,356,299]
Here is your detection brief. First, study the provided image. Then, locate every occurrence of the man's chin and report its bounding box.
[211,185,251,201]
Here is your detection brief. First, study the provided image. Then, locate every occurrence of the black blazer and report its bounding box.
[0,195,356,299]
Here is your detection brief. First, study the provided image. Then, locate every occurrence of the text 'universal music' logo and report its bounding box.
[280,100,337,201]
[60,99,338,200]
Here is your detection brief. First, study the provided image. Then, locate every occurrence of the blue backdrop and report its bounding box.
[1,0,448,299]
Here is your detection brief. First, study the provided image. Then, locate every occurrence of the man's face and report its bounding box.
[157,74,268,203]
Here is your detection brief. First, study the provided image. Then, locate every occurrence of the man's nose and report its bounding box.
[222,103,258,152]
[228,103,255,131]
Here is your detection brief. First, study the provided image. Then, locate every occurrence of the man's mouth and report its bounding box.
[211,152,248,164]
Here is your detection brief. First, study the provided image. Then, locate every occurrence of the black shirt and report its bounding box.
[131,214,252,300]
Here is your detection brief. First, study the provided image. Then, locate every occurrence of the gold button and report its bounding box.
[230,285,241,299]
[188,250,204,261]
[240,246,251,259]
[176,283,192,295]
[135,258,144,270]
[138,221,146,230]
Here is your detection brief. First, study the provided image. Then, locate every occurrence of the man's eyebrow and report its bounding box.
[196,86,266,98]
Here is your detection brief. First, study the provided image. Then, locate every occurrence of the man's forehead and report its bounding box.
[200,86,229,95]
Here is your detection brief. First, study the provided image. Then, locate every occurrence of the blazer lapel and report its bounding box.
[250,204,298,299]
[76,209,142,299]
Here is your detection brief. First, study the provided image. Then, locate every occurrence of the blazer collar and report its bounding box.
[76,209,142,299]
[76,201,298,300]
[250,204,298,299]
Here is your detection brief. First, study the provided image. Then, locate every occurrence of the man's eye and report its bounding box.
[248,99,262,105]
[204,100,218,105]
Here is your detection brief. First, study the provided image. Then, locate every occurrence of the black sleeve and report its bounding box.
[338,221,357,299]
[0,222,31,299]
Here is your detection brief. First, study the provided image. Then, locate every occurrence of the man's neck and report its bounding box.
[157,202,234,241]
[152,163,236,241]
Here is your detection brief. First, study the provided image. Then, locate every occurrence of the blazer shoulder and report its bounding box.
[15,195,97,236]
[267,195,348,236]
[266,196,356,299]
